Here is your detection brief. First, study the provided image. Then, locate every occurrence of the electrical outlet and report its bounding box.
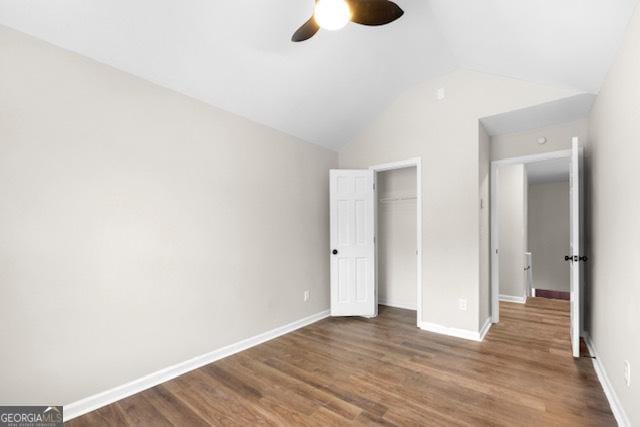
[624,360,631,387]
[303,290,310,302]
[458,298,467,311]
[436,87,446,100]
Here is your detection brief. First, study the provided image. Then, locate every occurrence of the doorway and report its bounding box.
[490,141,584,357]
[527,159,572,301]
[494,157,570,302]
[371,158,422,326]
[373,164,419,321]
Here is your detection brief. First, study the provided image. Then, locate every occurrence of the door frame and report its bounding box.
[369,157,422,327]
[490,149,571,323]
[569,137,584,357]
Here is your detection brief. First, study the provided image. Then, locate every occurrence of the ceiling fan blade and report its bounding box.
[292,17,320,42]
[347,0,404,26]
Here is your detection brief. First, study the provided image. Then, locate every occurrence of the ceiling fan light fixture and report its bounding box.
[314,0,352,31]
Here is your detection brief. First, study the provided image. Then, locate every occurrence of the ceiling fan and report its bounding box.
[292,0,404,42]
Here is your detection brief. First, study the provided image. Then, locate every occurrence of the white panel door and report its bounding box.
[569,137,584,358]
[330,169,376,317]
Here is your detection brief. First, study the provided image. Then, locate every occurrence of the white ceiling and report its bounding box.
[429,0,638,94]
[0,0,637,149]
[526,157,570,184]
[480,93,595,136]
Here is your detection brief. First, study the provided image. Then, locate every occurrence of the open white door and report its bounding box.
[330,169,376,317]
[569,137,584,358]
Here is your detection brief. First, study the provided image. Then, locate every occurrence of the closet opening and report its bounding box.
[371,159,422,326]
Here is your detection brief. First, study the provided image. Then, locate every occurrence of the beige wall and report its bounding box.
[377,167,417,309]
[528,182,570,292]
[497,165,527,298]
[491,119,589,161]
[339,69,579,332]
[588,3,640,424]
[0,26,337,405]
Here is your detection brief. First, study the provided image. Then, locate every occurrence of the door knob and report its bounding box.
[332,249,338,255]
[565,255,588,262]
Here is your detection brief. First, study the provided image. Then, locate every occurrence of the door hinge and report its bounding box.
[373,182,376,190]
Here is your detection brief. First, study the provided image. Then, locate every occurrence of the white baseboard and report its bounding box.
[478,316,492,341]
[585,335,630,427]
[63,309,331,422]
[420,317,491,342]
[379,299,417,310]
[499,294,527,304]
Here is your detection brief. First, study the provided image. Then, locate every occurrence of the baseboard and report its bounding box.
[63,309,331,422]
[499,294,527,304]
[420,318,491,342]
[584,335,630,427]
[478,316,492,341]
[379,299,417,311]
[533,288,570,300]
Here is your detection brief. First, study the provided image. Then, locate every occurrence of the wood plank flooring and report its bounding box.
[69,298,615,426]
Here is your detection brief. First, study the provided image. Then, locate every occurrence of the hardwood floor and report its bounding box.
[69,298,615,426]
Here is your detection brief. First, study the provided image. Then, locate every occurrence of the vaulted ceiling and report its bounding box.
[0,0,637,149]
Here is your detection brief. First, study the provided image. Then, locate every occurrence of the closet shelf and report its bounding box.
[379,196,417,203]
